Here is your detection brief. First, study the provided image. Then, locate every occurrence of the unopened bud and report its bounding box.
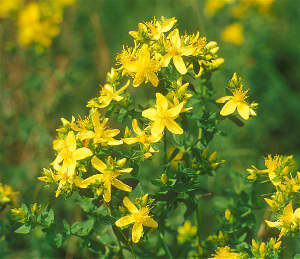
[161,173,167,184]
[206,41,218,49]
[225,209,231,221]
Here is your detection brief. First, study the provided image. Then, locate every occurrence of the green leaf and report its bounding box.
[76,196,97,213]
[38,208,54,227]
[54,233,63,248]
[294,254,300,259]
[15,224,31,234]
[62,220,71,235]
[71,218,94,237]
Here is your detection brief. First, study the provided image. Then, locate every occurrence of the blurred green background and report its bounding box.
[0,0,299,257]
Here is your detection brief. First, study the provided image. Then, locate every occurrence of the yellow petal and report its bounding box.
[65,160,76,177]
[107,139,123,146]
[173,55,187,75]
[53,139,64,151]
[161,53,172,67]
[52,153,63,170]
[148,72,159,87]
[132,119,143,136]
[161,17,177,32]
[81,174,103,186]
[151,120,165,136]
[149,134,163,143]
[119,168,133,174]
[264,198,276,209]
[123,137,139,145]
[216,96,232,103]
[74,176,90,188]
[123,196,138,214]
[265,220,281,228]
[66,131,76,152]
[77,130,95,141]
[143,218,158,228]
[294,208,300,220]
[144,152,152,159]
[106,129,120,137]
[220,100,237,116]
[139,44,150,61]
[169,29,181,48]
[112,179,132,192]
[133,72,144,87]
[117,158,127,167]
[132,223,143,243]
[165,119,183,134]
[115,215,135,227]
[74,148,93,160]
[181,46,195,56]
[156,93,168,112]
[142,108,158,121]
[103,84,114,94]
[103,182,111,203]
[167,102,184,117]
[91,156,107,173]
[92,110,101,130]
[283,201,294,219]
[237,102,250,120]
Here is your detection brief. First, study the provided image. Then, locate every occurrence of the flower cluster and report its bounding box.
[177,220,197,244]
[247,155,300,240]
[0,181,18,209]
[251,238,281,259]
[36,16,261,250]
[37,16,230,243]
[0,0,75,49]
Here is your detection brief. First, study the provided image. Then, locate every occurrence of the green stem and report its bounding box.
[164,132,167,164]
[159,232,173,259]
[195,204,202,244]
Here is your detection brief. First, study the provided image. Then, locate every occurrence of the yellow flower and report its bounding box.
[87,80,130,109]
[81,156,132,203]
[51,131,93,177]
[53,171,84,197]
[0,0,23,18]
[129,22,149,41]
[17,2,60,48]
[0,182,18,207]
[264,155,293,186]
[265,201,300,240]
[38,167,81,197]
[161,29,195,74]
[142,93,184,136]
[209,246,241,259]
[216,86,251,120]
[177,220,197,243]
[145,16,177,41]
[11,207,27,223]
[204,0,234,17]
[115,196,158,243]
[125,44,161,87]
[123,119,162,157]
[222,23,244,46]
[280,173,300,194]
[77,110,122,146]
[56,116,79,132]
